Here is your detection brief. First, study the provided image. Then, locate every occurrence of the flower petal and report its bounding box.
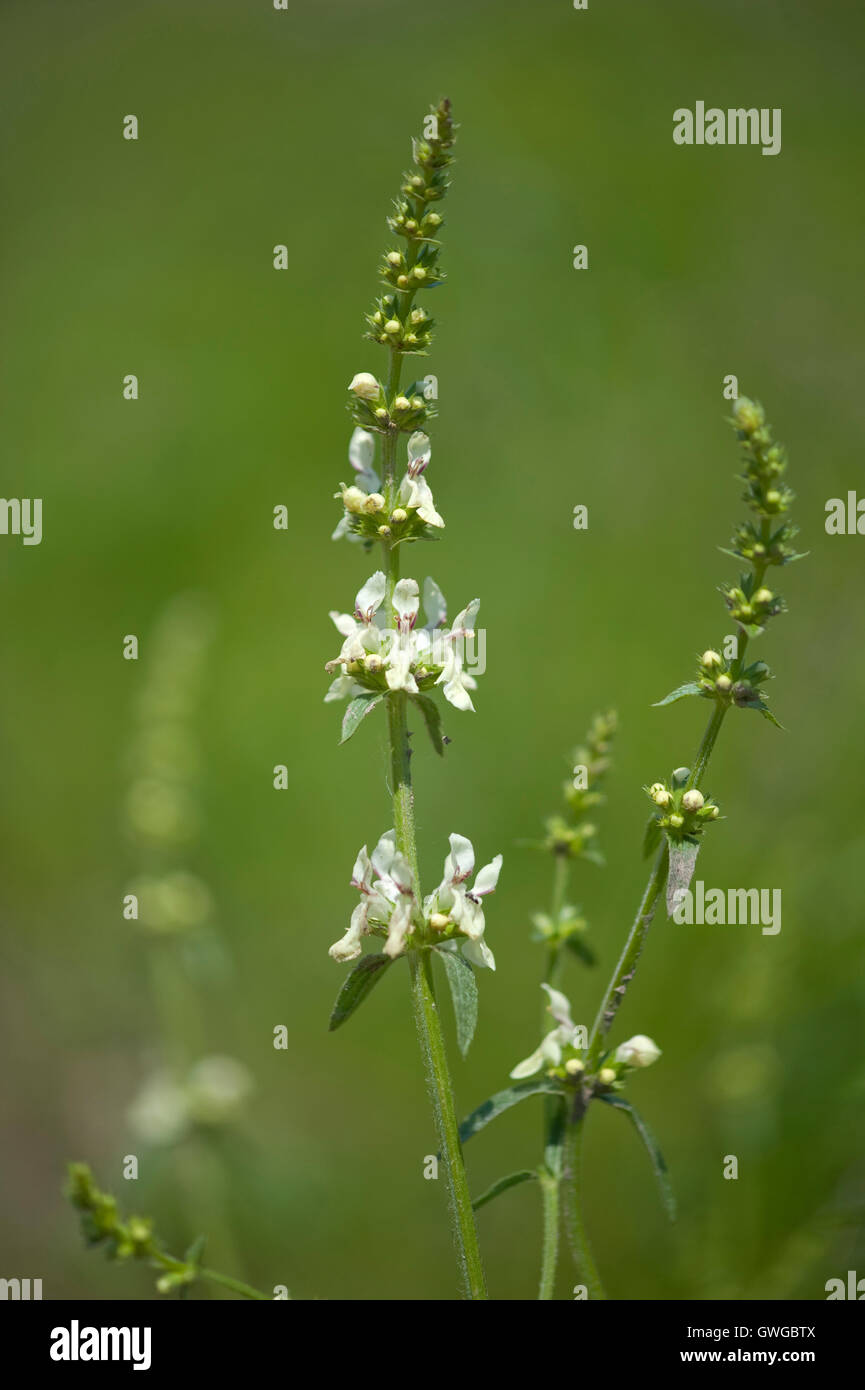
[541,983,574,1030]
[423,577,447,630]
[461,936,496,971]
[471,854,503,898]
[355,572,387,623]
[445,833,475,885]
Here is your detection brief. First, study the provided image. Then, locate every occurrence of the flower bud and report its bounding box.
[364,654,383,673]
[681,789,704,813]
[615,1035,661,1068]
[363,493,385,513]
[386,251,402,267]
[384,319,401,336]
[391,508,407,523]
[649,783,670,806]
[377,524,391,537]
[412,266,427,281]
[341,486,366,514]
[669,813,684,829]
[765,490,781,507]
[429,912,450,930]
[754,587,773,605]
[425,213,442,228]
[733,397,765,433]
[348,372,380,400]
[374,407,389,421]
[565,1058,584,1076]
[393,396,411,412]
[715,674,732,693]
[701,650,722,668]
[598,1067,616,1086]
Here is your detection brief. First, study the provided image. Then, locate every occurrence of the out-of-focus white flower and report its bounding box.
[128,1073,189,1146]
[187,1056,253,1124]
[127,1055,253,1146]
[615,1035,662,1069]
[509,984,585,1079]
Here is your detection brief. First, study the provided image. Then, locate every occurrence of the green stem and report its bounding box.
[537,1172,560,1300]
[562,1119,605,1299]
[198,1267,270,1301]
[380,397,487,1299]
[585,842,669,1071]
[409,950,488,1299]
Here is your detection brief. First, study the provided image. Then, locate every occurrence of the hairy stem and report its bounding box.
[563,1119,606,1299]
[537,1171,561,1300]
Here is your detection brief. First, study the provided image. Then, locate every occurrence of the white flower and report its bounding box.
[187,1057,253,1125]
[423,832,502,970]
[435,598,481,712]
[615,1035,662,1069]
[324,575,484,713]
[509,984,584,1079]
[348,372,381,400]
[398,432,444,529]
[329,831,417,963]
[348,427,380,492]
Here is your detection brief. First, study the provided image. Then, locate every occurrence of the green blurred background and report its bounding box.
[2,0,863,1300]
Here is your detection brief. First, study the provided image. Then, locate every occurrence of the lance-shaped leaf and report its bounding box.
[458,1076,566,1146]
[652,682,703,708]
[759,705,784,730]
[436,947,478,1058]
[565,934,596,967]
[598,1094,676,1221]
[340,692,385,745]
[472,1169,538,1212]
[666,836,699,917]
[328,952,394,1031]
[410,693,447,756]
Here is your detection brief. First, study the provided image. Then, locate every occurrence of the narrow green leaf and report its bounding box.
[652,682,703,707]
[564,934,596,967]
[458,1076,566,1146]
[436,947,478,1058]
[410,693,447,756]
[759,705,784,730]
[183,1234,206,1266]
[340,693,384,745]
[328,952,394,1031]
[666,837,699,916]
[599,1094,676,1221]
[472,1169,538,1211]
